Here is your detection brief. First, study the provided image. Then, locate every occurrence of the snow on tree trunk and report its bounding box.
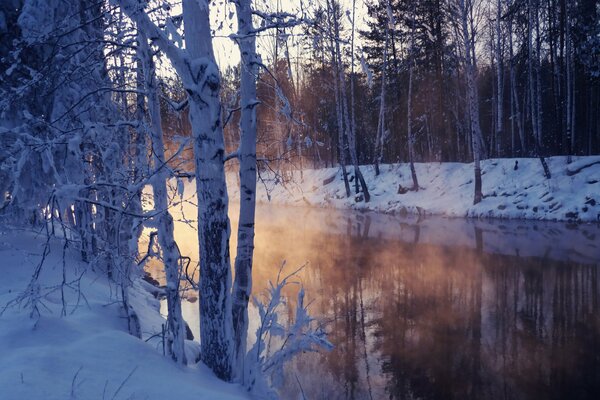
[129,38,148,256]
[182,0,234,381]
[139,31,187,365]
[232,0,258,380]
[117,0,234,380]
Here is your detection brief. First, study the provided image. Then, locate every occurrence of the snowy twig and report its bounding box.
[110,365,138,400]
[243,261,332,394]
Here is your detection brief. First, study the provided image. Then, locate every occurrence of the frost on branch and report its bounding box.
[243,262,333,397]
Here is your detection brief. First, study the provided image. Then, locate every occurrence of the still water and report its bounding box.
[152,205,600,400]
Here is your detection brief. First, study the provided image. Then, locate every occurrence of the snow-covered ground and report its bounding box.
[0,228,249,400]
[228,156,600,222]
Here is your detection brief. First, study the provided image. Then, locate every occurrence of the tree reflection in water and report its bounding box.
[150,205,600,400]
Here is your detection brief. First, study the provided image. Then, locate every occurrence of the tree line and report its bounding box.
[224,0,599,179]
[206,0,597,205]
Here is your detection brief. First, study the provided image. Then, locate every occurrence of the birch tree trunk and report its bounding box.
[373,1,390,177]
[336,0,370,202]
[131,40,148,248]
[350,0,359,195]
[182,0,234,380]
[548,0,562,153]
[495,0,504,157]
[528,0,537,145]
[232,0,258,379]
[508,6,525,154]
[458,0,484,205]
[528,0,551,178]
[565,0,575,159]
[117,0,234,380]
[138,31,187,365]
[334,81,351,198]
[326,0,351,197]
[407,3,419,191]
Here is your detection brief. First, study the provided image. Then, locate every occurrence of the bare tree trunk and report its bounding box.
[548,0,562,153]
[458,0,484,205]
[508,7,525,153]
[182,0,234,380]
[406,3,419,191]
[565,0,575,159]
[327,0,350,197]
[338,0,370,202]
[373,1,390,176]
[232,0,258,380]
[528,0,551,178]
[350,0,360,195]
[139,31,187,365]
[495,0,504,157]
[131,41,147,245]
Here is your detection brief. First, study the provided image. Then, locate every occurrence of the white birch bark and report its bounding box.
[565,0,575,157]
[232,0,258,379]
[508,5,525,153]
[350,0,359,194]
[138,31,187,365]
[407,3,419,191]
[334,0,370,202]
[495,0,504,157]
[534,2,542,149]
[117,0,234,380]
[527,0,551,177]
[326,0,351,197]
[527,0,538,146]
[182,0,234,380]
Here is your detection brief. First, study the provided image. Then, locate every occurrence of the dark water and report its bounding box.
[156,205,600,400]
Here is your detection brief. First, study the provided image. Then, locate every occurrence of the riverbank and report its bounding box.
[0,228,248,400]
[228,156,600,222]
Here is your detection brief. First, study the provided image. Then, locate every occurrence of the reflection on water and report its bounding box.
[148,205,600,400]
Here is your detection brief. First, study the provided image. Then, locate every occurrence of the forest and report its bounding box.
[160,0,600,203]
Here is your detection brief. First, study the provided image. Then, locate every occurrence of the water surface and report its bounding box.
[153,205,600,400]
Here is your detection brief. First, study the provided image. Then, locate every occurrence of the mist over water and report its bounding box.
[148,202,600,400]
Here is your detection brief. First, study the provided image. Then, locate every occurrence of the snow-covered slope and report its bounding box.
[0,228,249,400]
[227,156,600,222]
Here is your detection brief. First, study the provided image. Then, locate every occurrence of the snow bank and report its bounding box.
[0,228,249,400]
[227,156,600,222]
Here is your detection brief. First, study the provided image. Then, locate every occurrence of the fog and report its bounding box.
[143,192,600,399]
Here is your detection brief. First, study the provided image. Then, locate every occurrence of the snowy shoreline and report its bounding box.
[227,156,600,223]
[0,229,249,400]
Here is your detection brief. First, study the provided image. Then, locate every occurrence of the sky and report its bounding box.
[208,0,371,69]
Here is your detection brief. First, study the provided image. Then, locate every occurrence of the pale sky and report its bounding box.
[209,0,371,69]
[153,0,373,81]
